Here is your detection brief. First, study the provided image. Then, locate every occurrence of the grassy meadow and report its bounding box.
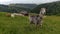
[0,12,60,34]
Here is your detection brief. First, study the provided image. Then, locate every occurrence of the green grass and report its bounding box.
[0,12,60,34]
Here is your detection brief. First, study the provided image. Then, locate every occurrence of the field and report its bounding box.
[0,12,60,34]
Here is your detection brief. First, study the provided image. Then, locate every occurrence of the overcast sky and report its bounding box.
[0,0,59,5]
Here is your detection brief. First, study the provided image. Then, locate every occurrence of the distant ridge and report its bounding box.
[9,4,38,9]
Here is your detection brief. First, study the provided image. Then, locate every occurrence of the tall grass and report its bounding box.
[0,12,60,34]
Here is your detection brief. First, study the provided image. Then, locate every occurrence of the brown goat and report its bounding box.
[6,13,11,17]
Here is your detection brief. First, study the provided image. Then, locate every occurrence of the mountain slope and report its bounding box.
[32,1,60,15]
[9,4,38,9]
[0,4,37,13]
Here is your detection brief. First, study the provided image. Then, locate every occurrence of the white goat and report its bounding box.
[29,8,46,27]
[11,13,24,18]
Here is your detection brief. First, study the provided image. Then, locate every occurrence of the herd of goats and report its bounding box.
[6,8,46,28]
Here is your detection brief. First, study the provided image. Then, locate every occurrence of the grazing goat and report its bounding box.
[11,13,24,17]
[29,8,46,28]
[6,13,24,18]
[6,13,11,17]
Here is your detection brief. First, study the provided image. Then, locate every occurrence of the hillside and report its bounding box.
[32,1,60,15]
[0,4,37,13]
[0,12,60,34]
[9,4,37,9]
[0,4,9,12]
[0,1,60,15]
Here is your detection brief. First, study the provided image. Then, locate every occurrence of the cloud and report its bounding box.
[0,0,59,5]
[0,0,12,5]
[10,0,59,4]
[0,0,11,2]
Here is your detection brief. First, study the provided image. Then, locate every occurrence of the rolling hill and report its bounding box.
[0,4,37,13]
[9,4,37,9]
[32,1,60,15]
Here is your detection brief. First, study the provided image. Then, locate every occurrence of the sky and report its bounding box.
[0,0,59,5]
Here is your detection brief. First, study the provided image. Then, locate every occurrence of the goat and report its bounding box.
[29,8,46,28]
[6,13,11,17]
[11,13,25,17]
